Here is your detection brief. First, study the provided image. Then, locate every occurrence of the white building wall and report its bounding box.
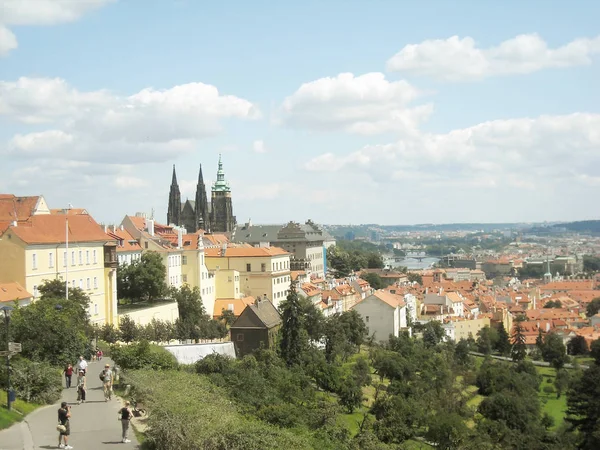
[352,297,396,342]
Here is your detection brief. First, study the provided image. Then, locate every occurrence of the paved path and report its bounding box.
[0,359,139,450]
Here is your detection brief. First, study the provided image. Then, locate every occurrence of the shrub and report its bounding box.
[111,340,178,371]
[125,369,314,450]
[0,357,62,404]
[542,385,555,395]
[195,353,234,375]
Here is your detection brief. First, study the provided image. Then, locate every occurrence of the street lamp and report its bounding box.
[1,305,13,411]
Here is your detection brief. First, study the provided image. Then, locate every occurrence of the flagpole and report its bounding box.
[65,217,69,300]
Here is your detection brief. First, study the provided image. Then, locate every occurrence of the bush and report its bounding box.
[0,357,62,404]
[542,385,555,395]
[195,353,234,375]
[111,340,178,371]
[125,369,314,450]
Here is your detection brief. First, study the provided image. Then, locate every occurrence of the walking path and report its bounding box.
[0,359,139,450]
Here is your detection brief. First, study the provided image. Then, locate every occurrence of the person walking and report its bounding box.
[100,363,114,401]
[64,364,73,389]
[117,401,133,443]
[57,401,73,449]
[77,356,88,375]
[76,369,86,404]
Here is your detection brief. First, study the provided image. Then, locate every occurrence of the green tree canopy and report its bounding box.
[7,279,93,365]
[117,251,167,303]
[541,332,568,370]
[361,272,384,290]
[511,322,527,362]
[278,281,306,367]
[567,364,600,449]
[586,297,600,317]
[567,335,589,356]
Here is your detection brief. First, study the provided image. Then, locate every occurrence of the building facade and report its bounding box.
[167,155,236,233]
[0,214,118,324]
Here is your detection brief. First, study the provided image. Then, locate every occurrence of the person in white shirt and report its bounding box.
[77,356,88,375]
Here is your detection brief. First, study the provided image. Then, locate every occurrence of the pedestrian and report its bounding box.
[77,355,88,375]
[100,363,113,401]
[97,349,103,361]
[76,369,86,404]
[117,401,133,443]
[57,401,73,449]
[64,364,73,389]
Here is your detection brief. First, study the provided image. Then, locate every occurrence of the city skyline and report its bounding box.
[1,0,599,225]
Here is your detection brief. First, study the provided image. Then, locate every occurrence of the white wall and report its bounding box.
[163,342,236,364]
[118,302,179,326]
[352,297,396,342]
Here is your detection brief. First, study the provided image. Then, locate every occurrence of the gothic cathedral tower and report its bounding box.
[210,155,236,232]
[167,165,181,226]
[195,164,210,231]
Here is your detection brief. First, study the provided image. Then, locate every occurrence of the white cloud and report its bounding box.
[279,72,432,135]
[1,76,260,163]
[0,25,17,56]
[252,139,267,153]
[305,113,600,189]
[114,176,148,189]
[387,34,600,81]
[0,0,114,56]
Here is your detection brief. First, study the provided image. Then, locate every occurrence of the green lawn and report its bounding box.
[0,399,40,430]
[535,366,567,429]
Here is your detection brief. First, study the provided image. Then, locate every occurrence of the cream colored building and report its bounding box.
[0,214,118,324]
[121,215,184,290]
[443,316,491,342]
[205,244,291,308]
[180,232,216,317]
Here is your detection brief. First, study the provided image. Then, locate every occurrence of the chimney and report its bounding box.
[147,219,154,236]
[12,220,17,227]
[177,227,183,249]
[221,243,227,257]
[546,322,550,332]
[120,224,124,231]
[104,225,108,233]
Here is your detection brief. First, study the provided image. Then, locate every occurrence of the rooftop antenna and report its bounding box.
[150,208,155,220]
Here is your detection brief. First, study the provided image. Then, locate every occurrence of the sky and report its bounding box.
[1,0,599,226]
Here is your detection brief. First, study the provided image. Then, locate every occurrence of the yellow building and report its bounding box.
[214,269,241,300]
[205,244,291,308]
[0,214,118,324]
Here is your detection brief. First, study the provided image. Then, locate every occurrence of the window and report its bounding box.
[71,251,75,266]
[228,276,232,282]
[182,274,188,282]
[86,278,91,290]
[63,251,67,267]
[49,252,54,268]
[32,253,37,269]
[261,263,266,272]
[94,304,98,315]
[365,316,370,323]
[246,263,251,272]
[236,333,244,342]
[228,303,234,311]
[144,242,148,249]
[93,250,97,264]
[78,250,83,265]
[72,280,76,287]
[94,277,98,289]
[33,285,38,297]
[79,279,83,289]
[182,255,187,265]
[86,250,90,264]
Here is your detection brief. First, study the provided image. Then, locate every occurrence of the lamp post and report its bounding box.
[1,305,13,411]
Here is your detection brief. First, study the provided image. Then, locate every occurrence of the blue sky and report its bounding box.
[1,0,599,226]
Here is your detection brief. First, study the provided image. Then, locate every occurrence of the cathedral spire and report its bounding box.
[212,154,230,192]
[195,164,209,232]
[167,164,181,226]
[171,164,178,185]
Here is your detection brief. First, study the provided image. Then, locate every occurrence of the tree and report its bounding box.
[218,309,237,327]
[476,326,498,355]
[511,322,527,362]
[361,272,384,290]
[7,280,93,365]
[567,364,600,449]
[117,251,167,303]
[586,297,600,317]
[535,329,544,350]
[366,253,384,269]
[338,376,363,413]
[590,339,600,365]
[299,296,325,341]
[541,333,568,370]
[119,315,139,343]
[100,323,120,344]
[495,323,512,356]
[278,281,306,366]
[567,335,589,356]
[422,321,445,347]
[172,285,209,341]
[407,273,423,285]
[544,300,562,308]
[425,413,469,450]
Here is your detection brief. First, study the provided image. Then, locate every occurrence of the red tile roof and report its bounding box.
[0,282,33,303]
[5,214,112,244]
[205,246,289,258]
[0,195,42,222]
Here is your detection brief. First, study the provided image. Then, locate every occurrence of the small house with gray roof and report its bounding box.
[229,297,282,357]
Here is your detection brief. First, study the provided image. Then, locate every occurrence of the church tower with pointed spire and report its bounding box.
[167,164,181,226]
[209,154,236,232]
[195,164,210,231]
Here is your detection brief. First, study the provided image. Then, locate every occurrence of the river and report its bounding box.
[383,254,440,270]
